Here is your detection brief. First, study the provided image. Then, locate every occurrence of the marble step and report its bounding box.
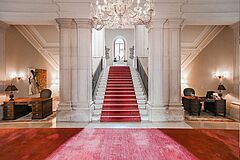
[95,95,146,100]
[94,104,146,110]
[141,116,149,122]
[91,115,100,122]
[93,109,147,116]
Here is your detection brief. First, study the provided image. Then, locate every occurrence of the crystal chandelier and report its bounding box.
[90,0,154,30]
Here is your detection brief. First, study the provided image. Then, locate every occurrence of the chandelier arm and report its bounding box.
[90,0,154,29]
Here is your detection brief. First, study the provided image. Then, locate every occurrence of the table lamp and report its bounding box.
[217,84,226,98]
[5,84,18,101]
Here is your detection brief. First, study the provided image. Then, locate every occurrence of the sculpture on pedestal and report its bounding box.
[105,46,110,59]
[129,46,134,59]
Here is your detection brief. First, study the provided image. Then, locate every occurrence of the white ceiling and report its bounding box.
[15,24,225,71]
[0,0,239,25]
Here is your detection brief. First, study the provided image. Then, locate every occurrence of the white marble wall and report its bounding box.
[147,19,184,122]
[56,18,93,122]
[134,25,149,68]
[92,28,105,72]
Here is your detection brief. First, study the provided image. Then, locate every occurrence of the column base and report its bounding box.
[57,103,93,122]
[147,103,184,122]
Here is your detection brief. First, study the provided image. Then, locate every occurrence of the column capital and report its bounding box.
[55,18,75,29]
[0,21,9,31]
[149,18,168,29]
[165,19,184,29]
[74,18,92,29]
[230,22,240,34]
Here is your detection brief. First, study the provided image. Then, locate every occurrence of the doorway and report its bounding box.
[114,38,126,62]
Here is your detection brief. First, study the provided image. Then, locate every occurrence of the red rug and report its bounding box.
[0,129,239,160]
[100,66,141,122]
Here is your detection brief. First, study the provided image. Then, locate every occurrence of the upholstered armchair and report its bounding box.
[183,88,195,96]
[182,88,202,116]
[40,89,52,98]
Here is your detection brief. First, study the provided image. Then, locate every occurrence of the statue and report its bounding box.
[105,46,110,59]
[129,45,134,59]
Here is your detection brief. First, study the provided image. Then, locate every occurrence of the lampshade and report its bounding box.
[217,84,226,91]
[5,85,18,92]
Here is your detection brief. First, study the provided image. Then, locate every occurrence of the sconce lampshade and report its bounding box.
[5,85,18,92]
[217,84,226,91]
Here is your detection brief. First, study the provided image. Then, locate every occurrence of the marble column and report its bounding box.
[231,23,240,101]
[0,21,9,92]
[147,19,184,121]
[167,19,184,112]
[75,18,93,120]
[56,18,93,122]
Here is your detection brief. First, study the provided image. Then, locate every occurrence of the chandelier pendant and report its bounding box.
[90,0,154,30]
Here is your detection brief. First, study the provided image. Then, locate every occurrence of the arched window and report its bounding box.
[114,38,125,61]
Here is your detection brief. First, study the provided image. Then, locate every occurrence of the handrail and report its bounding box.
[136,56,148,97]
[92,57,103,98]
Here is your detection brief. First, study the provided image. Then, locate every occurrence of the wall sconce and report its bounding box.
[213,71,229,81]
[9,72,25,80]
[216,75,224,83]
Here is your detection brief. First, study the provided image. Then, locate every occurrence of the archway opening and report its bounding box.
[114,38,126,62]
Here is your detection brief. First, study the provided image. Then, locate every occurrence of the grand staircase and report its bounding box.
[92,66,148,122]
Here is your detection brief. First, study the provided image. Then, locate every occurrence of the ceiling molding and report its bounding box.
[0,0,239,25]
[181,25,225,70]
[15,25,59,70]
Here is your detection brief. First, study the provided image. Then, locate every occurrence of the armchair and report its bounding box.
[182,88,202,116]
[40,89,52,98]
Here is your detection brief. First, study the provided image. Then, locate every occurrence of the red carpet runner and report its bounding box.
[100,66,141,122]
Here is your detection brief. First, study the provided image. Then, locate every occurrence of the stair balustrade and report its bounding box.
[92,57,103,99]
[136,56,148,97]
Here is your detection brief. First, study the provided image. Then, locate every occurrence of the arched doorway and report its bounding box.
[113,38,126,62]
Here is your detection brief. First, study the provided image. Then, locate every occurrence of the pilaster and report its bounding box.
[231,22,240,101]
[56,18,75,111]
[166,19,183,106]
[0,21,9,92]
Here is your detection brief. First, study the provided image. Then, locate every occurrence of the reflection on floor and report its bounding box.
[0,116,239,130]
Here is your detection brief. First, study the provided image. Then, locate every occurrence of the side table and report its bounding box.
[204,99,226,116]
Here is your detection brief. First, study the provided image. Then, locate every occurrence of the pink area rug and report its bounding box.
[47,129,198,160]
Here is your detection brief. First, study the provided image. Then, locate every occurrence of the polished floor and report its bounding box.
[0,116,239,130]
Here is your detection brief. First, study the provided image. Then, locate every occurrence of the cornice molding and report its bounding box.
[0,0,238,25]
[0,20,9,31]
[74,18,92,29]
[15,25,59,70]
[181,25,225,70]
[56,18,76,29]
